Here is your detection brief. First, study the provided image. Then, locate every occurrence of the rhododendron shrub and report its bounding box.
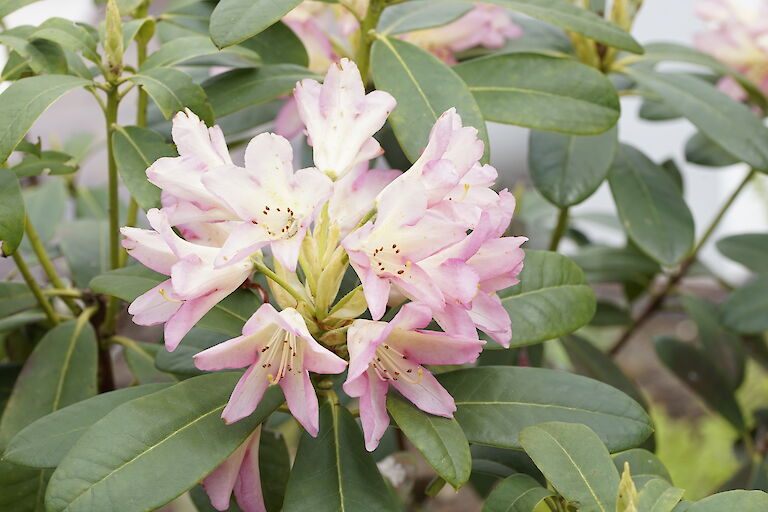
[0,0,767,511]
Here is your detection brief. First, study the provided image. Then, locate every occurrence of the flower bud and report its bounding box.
[104,0,124,81]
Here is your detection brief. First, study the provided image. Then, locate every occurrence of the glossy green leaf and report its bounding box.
[122,17,155,48]
[519,422,620,512]
[0,75,89,164]
[455,53,620,134]
[33,18,100,64]
[154,328,227,377]
[282,401,398,512]
[438,366,653,452]
[240,22,308,66]
[0,168,25,255]
[0,282,35,317]
[470,0,641,52]
[46,374,283,512]
[387,395,471,489]
[529,127,617,207]
[499,250,596,347]
[112,125,176,212]
[717,234,768,274]
[561,335,647,408]
[720,276,768,334]
[371,36,489,163]
[0,320,98,448]
[12,150,77,177]
[378,1,472,35]
[684,131,739,168]
[89,266,261,338]
[129,67,213,124]
[625,69,768,172]
[203,65,317,118]
[59,220,109,288]
[122,340,176,384]
[654,336,745,431]
[3,384,169,468]
[681,296,745,390]
[687,490,768,512]
[209,0,303,48]
[0,461,50,512]
[260,430,290,512]
[0,32,67,75]
[0,0,40,17]
[613,449,672,486]
[638,478,684,512]
[482,473,554,512]
[609,145,694,267]
[140,35,259,70]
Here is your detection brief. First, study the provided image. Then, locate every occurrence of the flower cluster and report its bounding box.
[695,0,768,99]
[123,59,524,511]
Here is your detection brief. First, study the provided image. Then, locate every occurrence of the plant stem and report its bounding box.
[251,258,308,307]
[102,86,121,336]
[610,168,756,356]
[355,0,386,82]
[43,288,83,298]
[24,218,82,314]
[548,207,569,252]
[11,250,59,325]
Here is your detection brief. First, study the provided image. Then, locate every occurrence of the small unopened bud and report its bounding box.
[104,0,124,81]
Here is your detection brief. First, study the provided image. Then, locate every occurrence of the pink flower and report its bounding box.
[121,208,253,351]
[202,428,265,512]
[400,4,522,64]
[194,303,347,435]
[328,163,401,237]
[343,303,484,451]
[294,58,396,180]
[695,0,768,98]
[200,132,332,272]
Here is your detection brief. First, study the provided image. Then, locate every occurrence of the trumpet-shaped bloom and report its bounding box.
[201,133,332,272]
[328,163,401,237]
[343,303,484,450]
[203,428,265,512]
[294,58,396,180]
[194,304,347,435]
[122,208,253,351]
[342,177,467,320]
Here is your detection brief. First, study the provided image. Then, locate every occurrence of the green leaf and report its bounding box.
[129,67,213,124]
[561,335,647,408]
[438,366,653,452]
[684,131,739,168]
[11,150,77,177]
[498,250,596,347]
[371,36,489,163]
[591,301,631,327]
[122,17,155,48]
[239,22,308,66]
[387,395,471,489]
[45,374,283,512]
[378,1,473,35]
[3,383,170,468]
[89,265,261,338]
[209,0,303,48]
[473,0,641,52]
[654,336,745,431]
[140,36,259,70]
[0,32,67,75]
[0,320,98,448]
[260,430,290,512]
[203,65,317,118]
[0,75,89,163]
[0,282,35,318]
[0,0,40,17]
[59,220,109,288]
[687,490,768,511]
[529,126,617,207]
[608,145,694,267]
[613,449,672,487]
[32,18,100,64]
[637,478,684,512]
[519,422,620,512]
[717,233,768,274]
[681,296,745,390]
[455,53,620,135]
[112,125,176,212]
[720,276,768,334]
[154,328,227,377]
[22,177,68,251]
[282,401,398,512]
[639,98,680,121]
[122,340,176,384]
[0,461,50,512]
[624,69,768,172]
[0,168,25,255]
[482,473,554,512]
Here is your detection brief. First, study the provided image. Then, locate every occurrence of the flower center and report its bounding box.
[255,204,300,240]
[368,243,410,278]
[370,342,423,384]
[259,328,303,383]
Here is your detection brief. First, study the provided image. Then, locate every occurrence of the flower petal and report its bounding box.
[128,280,182,326]
[280,371,320,436]
[391,369,456,418]
[222,363,272,424]
[233,428,267,512]
[202,433,250,511]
